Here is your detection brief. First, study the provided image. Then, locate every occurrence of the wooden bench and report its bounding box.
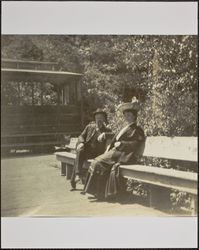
[54,137,78,153]
[55,137,78,176]
[55,136,197,214]
[64,137,78,153]
[56,135,114,176]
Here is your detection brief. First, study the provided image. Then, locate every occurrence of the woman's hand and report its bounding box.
[114,141,121,148]
[77,143,84,151]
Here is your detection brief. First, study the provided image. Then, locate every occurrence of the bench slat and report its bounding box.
[65,137,78,150]
[141,137,197,162]
[120,164,197,195]
[120,165,197,181]
[55,152,76,165]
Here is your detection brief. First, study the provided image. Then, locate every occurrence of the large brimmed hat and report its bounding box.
[117,97,140,113]
[93,108,107,119]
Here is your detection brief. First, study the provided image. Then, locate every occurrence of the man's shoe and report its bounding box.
[70,181,76,190]
[75,175,81,183]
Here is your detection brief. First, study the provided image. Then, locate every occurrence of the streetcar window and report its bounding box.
[1,81,60,106]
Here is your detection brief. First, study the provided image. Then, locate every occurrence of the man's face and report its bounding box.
[95,113,106,128]
[123,110,136,124]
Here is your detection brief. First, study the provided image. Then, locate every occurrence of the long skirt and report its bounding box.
[83,149,126,200]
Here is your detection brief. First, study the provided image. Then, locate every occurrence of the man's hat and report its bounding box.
[93,108,107,118]
[117,97,140,113]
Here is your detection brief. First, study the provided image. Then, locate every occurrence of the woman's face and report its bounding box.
[123,111,136,124]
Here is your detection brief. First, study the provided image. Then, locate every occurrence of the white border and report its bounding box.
[2,1,198,34]
[1,1,198,248]
[1,217,198,248]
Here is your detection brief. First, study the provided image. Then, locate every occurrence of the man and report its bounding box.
[70,108,113,190]
[82,97,145,200]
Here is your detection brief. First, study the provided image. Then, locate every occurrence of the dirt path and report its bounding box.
[1,154,168,217]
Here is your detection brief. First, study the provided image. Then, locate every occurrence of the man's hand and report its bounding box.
[97,132,106,142]
[77,143,84,151]
[114,142,121,148]
[102,122,109,128]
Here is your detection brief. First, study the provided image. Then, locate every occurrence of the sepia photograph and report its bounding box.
[1,34,197,217]
[1,1,198,248]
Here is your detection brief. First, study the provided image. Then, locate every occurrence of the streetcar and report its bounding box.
[1,58,83,153]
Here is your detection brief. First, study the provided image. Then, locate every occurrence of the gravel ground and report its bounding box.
[1,154,169,217]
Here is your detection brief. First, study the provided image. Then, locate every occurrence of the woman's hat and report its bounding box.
[117,97,140,113]
[93,108,107,119]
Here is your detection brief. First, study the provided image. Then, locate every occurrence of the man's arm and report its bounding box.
[98,124,114,142]
[104,123,112,133]
[103,123,114,139]
[77,125,88,145]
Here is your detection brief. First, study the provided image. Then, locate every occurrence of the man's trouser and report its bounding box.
[70,146,100,189]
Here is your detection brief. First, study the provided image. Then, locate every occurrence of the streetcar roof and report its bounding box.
[2,68,83,76]
[1,67,83,83]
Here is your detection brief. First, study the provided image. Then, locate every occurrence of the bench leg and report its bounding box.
[66,164,74,180]
[190,195,197,216]
[61,162,66,176]
[148,185,171,210]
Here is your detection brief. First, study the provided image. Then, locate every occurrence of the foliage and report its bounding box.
[2,35,197,136]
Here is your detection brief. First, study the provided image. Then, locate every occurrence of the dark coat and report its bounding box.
[108,123,145,164]
[77,122,112,147]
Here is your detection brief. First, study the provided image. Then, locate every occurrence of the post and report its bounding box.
[66,164,74,180]
[79,80,84,129]
[190,194,197,216]
[31,82,34,105]
[40,82,43,105]
[17,82,21,105]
